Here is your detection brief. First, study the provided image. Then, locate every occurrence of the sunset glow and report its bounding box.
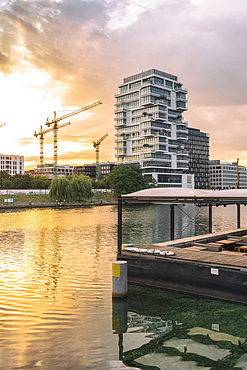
[1,0,247,169]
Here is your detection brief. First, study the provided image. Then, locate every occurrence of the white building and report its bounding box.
[114,69,194,188]
[0,154,24,175]
[210,160,247,189]
[34,164,74,178]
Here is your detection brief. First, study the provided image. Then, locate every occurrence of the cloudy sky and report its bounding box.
[0,0,247,169]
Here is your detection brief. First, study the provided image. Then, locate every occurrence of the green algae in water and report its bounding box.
[121,284,247,370]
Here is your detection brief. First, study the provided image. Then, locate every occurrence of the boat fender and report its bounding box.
[124,247,139,252]
[147,249,160,254]
[160,251,175,256]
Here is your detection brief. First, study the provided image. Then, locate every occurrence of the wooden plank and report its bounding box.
[123,244,247,268]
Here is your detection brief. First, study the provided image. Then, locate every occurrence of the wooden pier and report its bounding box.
[118,230,247,304]
[117,188,247,304]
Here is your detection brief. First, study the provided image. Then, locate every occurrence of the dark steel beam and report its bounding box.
[237,204,241,229]
[209,204,212,233]
[170,204,175,240]
[118,198,123,255]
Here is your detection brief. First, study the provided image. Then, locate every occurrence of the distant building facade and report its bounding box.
[210,160,247,189]
[0,154,24,175]
[114,68,194,188]
[34,164,74,178]
[74,162,117,179]
[184,127,210,189]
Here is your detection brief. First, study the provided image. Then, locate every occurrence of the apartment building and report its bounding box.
[210,160,247,189]
[114,69,194,188]
[185,127,210,188]
[0,154,24,175]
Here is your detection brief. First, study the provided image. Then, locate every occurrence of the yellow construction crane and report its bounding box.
[46,101,102,167]
[93,133,108,180]
[34,122,71,171]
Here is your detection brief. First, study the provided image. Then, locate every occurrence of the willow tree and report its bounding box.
[70,175,93,201]
[49,177,72,201]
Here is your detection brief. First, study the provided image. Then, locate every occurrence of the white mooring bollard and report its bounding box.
[112,261,128,298]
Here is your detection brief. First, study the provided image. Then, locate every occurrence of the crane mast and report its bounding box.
[34,121,71,171]
[93,133,108,180]
[45,101,102,174]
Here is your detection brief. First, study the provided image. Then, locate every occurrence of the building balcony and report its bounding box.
[176,106,188,112]
[114,122,126,128]
[174,85,188,93]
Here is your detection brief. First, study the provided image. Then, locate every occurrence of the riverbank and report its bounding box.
[0,192,118,209]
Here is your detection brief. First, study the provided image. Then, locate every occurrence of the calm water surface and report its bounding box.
[0,204,246,370]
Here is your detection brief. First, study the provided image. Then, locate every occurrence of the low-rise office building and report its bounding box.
[34,164,74,178]
[74,162,117,179]
[210,160,247,189]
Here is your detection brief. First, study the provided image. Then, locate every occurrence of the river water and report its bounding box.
[0,204,247,370]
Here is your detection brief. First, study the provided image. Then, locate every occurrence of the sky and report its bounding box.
[0,0,247,170]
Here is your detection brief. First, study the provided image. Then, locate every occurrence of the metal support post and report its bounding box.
[170,204,175,240]
[237,204,241,229]
[118,198,123,254]
[209,204,212,233]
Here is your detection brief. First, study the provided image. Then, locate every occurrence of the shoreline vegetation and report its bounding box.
[0,192,118,209]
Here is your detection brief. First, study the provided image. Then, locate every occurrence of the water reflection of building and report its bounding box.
[128,312,174,339]
[122,313,247,370]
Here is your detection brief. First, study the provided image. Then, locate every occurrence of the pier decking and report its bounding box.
[122,244,247,269]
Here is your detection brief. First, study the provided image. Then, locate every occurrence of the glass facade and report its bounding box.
[184,128,210,189]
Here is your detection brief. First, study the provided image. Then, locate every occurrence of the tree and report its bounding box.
[70,175,93,201]
[92,178,109,189]
[0,171,11,188]
[10,174,32,189]
[49,177,72,201]
[106,164,152,197]
[31,175,51,190]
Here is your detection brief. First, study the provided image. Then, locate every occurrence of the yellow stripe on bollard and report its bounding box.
[112,263,121,277]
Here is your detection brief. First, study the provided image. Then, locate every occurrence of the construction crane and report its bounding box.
[46,101,102,167]
[93,133,108,180]
[0,122,6,129]
[34,121,71,170]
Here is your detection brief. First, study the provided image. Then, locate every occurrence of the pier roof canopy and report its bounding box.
[121,188,247,205]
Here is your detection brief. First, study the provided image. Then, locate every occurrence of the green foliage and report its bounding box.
[49,175,93,201]
[92,178,110,189]
[31,175,51,189]
[49,177,72,201]
[0,171,11,188]
[0,172,51,189]
[106,164,154,197]
[70,175,93,201]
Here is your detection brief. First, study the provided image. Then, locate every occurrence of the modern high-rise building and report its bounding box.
[185,127,210,189]
[0,154,24,175]
[210,160,247,189]
[114,69,194,188]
